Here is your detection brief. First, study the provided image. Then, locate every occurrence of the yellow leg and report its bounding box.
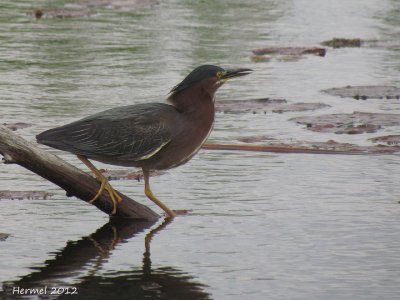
[143,169,176,218]
[77,155,122,215]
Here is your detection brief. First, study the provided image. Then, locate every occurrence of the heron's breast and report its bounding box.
[155,107,215,169]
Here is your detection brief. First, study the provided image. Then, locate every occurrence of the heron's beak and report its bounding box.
[219,68,252,80]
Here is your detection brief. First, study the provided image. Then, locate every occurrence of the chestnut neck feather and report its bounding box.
[167,81,216,114]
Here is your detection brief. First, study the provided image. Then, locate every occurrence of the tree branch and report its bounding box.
[0,125,159,221]
[202,143,396,155]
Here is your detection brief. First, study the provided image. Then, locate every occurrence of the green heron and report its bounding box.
[36,65,251,217]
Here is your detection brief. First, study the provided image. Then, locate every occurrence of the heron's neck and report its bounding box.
[167,85,215,113]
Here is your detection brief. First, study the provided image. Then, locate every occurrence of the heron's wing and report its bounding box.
[64,119,171,160]
[37,104,175,161]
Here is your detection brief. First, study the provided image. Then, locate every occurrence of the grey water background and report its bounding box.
[1,0,400,299]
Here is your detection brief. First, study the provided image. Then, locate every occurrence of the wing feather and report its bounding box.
[37,103,177,161]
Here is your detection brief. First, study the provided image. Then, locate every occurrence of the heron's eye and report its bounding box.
[216,71,225,79]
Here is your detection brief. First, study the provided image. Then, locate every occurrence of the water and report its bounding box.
[1,0,400,299]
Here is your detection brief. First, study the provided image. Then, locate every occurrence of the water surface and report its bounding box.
[1,0,400,299]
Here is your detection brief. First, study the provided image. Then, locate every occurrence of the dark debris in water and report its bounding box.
[291,112,400,134]
[2,122,31,131]
[322,85,400,100]
[216,98,330,114]
[369,135,400,146]
[0,191,54,200]
[234,137,400,155]
[321,38,400,50]
[321,38,362,48]
[364,40,400,50]
[0,233,10,242]
[28,0,159,18]
[253,47,326,57]
[251,47,326,63]
[97,169,166,181]
[28,8,96,19]
[75,0,160,9]
[250,55,272,63]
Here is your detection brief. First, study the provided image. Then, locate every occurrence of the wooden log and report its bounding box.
[202,143,392,155]
[0,125,159,221]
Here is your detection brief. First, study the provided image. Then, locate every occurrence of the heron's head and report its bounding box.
[169,65,252,99]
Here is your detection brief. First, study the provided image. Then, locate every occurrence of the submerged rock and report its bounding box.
[0,191,54,200]
[322,85,400,100]
[216,98,330,114]
[291,112,400,134]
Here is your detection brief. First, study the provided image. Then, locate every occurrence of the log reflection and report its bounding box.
[2,219,210,300]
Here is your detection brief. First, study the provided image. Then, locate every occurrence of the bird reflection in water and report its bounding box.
[2,218,211,300]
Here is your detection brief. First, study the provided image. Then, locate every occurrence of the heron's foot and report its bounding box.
[88,226,121,258]
[90,178,123,215]
[144,185,176,218]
